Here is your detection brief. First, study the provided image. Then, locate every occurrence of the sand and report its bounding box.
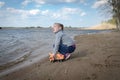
[0,31,120,80]
[87,23,116,30]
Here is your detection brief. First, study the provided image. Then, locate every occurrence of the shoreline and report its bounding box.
[0,53,48,77]
[0,30,110,75]
[1,31,120,80]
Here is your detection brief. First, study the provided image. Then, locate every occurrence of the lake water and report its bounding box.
[0,28,109,66]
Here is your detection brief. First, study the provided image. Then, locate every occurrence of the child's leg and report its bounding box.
[58,44,68,55]
[58,44,69,60]
[65,45,76,60]
[58,44,76,60]
[68,45,76,53]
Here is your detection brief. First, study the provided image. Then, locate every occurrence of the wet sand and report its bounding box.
[0,31,120,80]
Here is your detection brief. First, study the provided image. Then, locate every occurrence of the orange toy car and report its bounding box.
[55,53,64,61]
[49,53,65,62]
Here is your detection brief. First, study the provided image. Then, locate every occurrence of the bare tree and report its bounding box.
[98,0,120,30]
[108,0,120,30]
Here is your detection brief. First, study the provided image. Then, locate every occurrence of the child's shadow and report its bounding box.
[70,50,88,60]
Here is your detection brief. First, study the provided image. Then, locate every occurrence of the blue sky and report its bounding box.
[0,0,109,27]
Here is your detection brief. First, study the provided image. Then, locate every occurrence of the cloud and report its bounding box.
[92,0,108,8]
[59,0,77,3]
[22,0,86,6]
[34,0,46,4]
[7,8,41,18]
[80,12,86,16]
[29,9,40,15]
[0,1,5,8]
[6,7,86,20]
[22,0,46,6]
[41,10,49,15]
[62,7,79,14]
[52,7,86,19]
[22,0,32,6]
[6,7,50,18]
[5,7,86,20]
[79,0,86,3]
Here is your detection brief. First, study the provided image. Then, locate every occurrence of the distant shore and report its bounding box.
[0,31,120,80]
[0,23,116,30]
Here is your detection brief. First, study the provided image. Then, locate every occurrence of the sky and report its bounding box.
[0,0,109,27]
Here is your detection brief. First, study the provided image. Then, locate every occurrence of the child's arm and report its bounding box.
[53,33,62,55]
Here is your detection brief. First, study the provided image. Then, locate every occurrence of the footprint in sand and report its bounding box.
[105,55,120,68]
[84,73,97,80]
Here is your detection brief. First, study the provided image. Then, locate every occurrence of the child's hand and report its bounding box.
[49,53,55,62]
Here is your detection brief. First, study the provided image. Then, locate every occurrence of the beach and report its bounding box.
[0,28,105,72]
[0,31,120,80]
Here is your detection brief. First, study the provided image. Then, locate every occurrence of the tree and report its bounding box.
[107,18,116,24]
[99,0,120,30]
[108,0,120,30]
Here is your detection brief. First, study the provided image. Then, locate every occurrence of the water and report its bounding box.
[0,28,109,66]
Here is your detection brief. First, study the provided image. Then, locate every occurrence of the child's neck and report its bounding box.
[55,29,63,34]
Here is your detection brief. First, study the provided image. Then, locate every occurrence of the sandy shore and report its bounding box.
[0,31,120,80]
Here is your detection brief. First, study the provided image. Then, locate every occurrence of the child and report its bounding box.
[51,23,76,61]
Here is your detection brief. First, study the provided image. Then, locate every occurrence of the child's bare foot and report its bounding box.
[65,53,71,60]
